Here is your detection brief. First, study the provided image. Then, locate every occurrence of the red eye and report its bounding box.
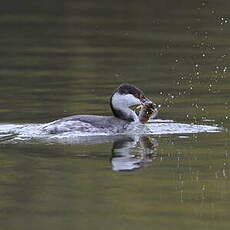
[134,93,140,98]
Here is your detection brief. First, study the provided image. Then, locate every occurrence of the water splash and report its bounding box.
[0,119,222,144]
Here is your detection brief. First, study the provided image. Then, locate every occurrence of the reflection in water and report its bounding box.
[111,136,158,171]
[0,127,158,171]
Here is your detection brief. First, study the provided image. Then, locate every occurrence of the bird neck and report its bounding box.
[110,93,138,122]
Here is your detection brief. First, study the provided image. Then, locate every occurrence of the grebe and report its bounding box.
[43,83,158,134]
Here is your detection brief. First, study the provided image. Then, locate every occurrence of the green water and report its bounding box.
[0,0,229,229]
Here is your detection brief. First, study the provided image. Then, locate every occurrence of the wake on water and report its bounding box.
[0,119,222,144]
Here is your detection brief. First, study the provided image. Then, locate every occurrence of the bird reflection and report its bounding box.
[0,129,158,171]
[111,136,158,171]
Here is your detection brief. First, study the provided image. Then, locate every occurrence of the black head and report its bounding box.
[116,83,150,104]
[117,83,144,96]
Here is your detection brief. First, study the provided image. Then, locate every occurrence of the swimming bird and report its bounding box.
[43,83,157,134]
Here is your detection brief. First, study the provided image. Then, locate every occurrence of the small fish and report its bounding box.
[137,102,157,124]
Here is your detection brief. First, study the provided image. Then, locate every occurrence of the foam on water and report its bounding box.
[146,119,220,135]
[0,119,222,144]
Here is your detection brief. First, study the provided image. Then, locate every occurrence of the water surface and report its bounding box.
[0,0,229,229]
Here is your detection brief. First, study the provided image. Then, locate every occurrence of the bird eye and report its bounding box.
[134,93,140,98]
[140,94,144,99]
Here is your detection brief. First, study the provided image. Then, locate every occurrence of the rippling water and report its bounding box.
[0,119,221,144]
[0,0,229,229]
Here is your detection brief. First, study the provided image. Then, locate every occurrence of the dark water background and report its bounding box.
[0,0,229,229]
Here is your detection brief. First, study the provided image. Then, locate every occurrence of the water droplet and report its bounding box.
[223,169,226,177]
[202,185,206,191]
